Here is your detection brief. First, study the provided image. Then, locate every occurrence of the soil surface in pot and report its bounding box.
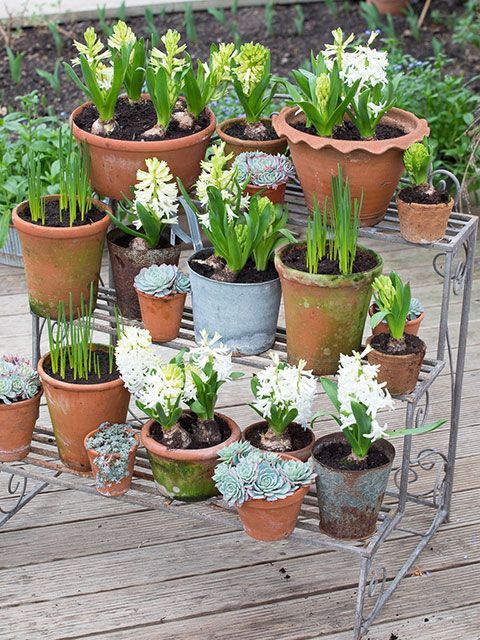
[224,120,279,141]
[246,422,311,452]
[150,412,231,450]
[191,249,278,283]
[282,245,377,275]
[291,118,405,141]
[370,332,425,356]
[19,199,106,228]
[314,440,389,471]
[75,97,210,141]
[398,185,450,205]
[43,350,120,385]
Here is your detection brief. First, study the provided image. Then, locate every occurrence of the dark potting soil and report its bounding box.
[246,422,312,452]
[370,332,426,356]
[43,350,120,385]
[74,98,210,141]
[398,185,450,205]
[190,249,278,283]
[282,245,378,275]
[111,227,176,250]
[224,120,279,141]
[19,199,106,228]
[291,119,406,141]
[150,412,231,450]
[314,440,389,471]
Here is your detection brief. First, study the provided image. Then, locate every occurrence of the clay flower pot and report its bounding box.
[107,227,182,320]
[12,196,110,319]
[272,107,429,226]
[38,353,131,472]
[0,391,42,462]
[313,432,395,540]
[141,412,242,502]
[71,100,216,200]
[367,0,408,14]
[135,288,186,343]
[369,304,425,337]
[275,244,383,375]
[217,117,287,159]
[84,428,139,497]
[396,195,454,245]
[244,182,287,204]
[243,421,315,461]
[366,335,426,396]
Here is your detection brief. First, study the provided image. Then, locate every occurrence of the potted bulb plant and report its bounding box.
[233,151,295,204]
[116,326,243,501]
[314,349,445,539]
[367,272,426,395]
[244,354,317,460]
[275,168,383,375]
[0,356,42,462]
[273,29,429,225]
[217,42,287,157]
[84,421,139,497]
[369,295,424,336]
[12,131,110,319]
[213,441,316,541]
[134,264,190,342]
[397,140,454,244]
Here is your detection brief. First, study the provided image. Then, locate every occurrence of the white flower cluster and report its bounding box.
[336,347,395,441]
[133,158,179,229]
[188,330,235,383]
[251,354,317,427]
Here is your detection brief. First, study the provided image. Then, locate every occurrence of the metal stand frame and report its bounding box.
[2,170,477,639]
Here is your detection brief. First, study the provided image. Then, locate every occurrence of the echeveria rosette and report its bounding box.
[233,152,295,189]
[213,467,248,507]
[409,298,424,320]
[217,441,253,464]
[248,461,292,501]
[0,355,40,404]
[134,264,191,298]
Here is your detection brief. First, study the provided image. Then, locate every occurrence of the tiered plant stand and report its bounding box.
[1,171,477,639]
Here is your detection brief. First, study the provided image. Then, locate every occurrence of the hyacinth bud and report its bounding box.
[315,74,330,112]
[234,223,249,249]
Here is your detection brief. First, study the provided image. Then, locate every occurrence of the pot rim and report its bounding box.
[366,334,426,361]
[134,286,187,302]
[245,181,288,191]
[70,99,216,151]
[312,431,396,474]
[368,303,425,325]
[12,196,111,239]
[84,427,140,456]
[272,106,430,155]
[187,248,280,287]
[0,389,43,411]
[396,194,455,212]
[141,411,241,461]
[216,116,284,146]
[243,420,315,456]
[240,473,311,510]
[106,225,182,250]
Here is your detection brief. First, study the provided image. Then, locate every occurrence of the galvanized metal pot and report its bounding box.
[312,432,395,540]
[188,248,282,356]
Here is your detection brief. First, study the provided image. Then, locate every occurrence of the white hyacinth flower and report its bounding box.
[133,158,179,229]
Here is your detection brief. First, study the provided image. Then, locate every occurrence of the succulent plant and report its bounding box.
[408,297,424,320]
[233,152,295,189]
[0,355,41,404]
[85,421,137,488]
[134,264,191,298]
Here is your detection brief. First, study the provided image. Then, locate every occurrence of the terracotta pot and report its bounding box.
[272,107,429,226]
[0,391,42,462]
[12,197,110,319]
[312,432,395,540]
[141,412,242,502]
[217,117,288,159]
[84,428,139,497]
[244,182,287,204]
[71,100,216,200]
[369,304,425,337]
[396,195,454,245]
[367,0,408,14]
[366,335,426,396]
[38,352,131,472]
[275,243,383,375]
[107,227,182,320]
[243,421,315,461]
[135,288,186,342]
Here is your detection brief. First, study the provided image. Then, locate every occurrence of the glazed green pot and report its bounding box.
[141,412,242,502]
[275,243,383,375]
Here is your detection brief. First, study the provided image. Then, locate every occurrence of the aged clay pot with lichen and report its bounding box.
[272,107,429,226]
[396,195,454,244]
[217,117,288,159]
[366,335,426,396]
[0,391,42,462]
[243,421,315,461]
[367,0,408,15]
[12,196,110,319]
[135,288,186,342]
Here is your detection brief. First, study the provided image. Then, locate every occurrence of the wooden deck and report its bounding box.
[1,232,479,640]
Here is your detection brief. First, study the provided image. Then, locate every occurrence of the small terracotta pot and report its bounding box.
[141,412,242,502]
[272,107,429,226]
[366,335,426,396]
[367,0,408,14]
[275,243,383,375]
[12,197,110,319]
[243,421,315,461]
[244,182,287,204]
[107,227,182,320]
[396,195,454,245]
[71,99,216,200]
[84,428,139,497]
[135,288,186,342]
[369,304,425,337]
[217,117,288,159]
[38,352,131,472]
[0,391,42,462]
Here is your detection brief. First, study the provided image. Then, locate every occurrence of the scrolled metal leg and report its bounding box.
[0,472,49,527]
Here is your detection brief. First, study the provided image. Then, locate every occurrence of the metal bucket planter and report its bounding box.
[188,248,282,356]
[312,432,395,540]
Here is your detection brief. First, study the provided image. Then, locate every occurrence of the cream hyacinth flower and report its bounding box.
[108,21,137,50]
[234,42,269,95]
[72,27,110,67]
[133,158,179,229]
